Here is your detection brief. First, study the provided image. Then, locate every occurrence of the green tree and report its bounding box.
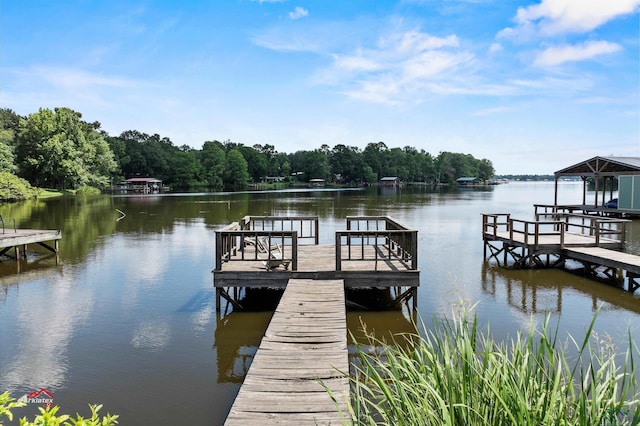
[0,171,37,201]
[239,145,267,182]
[15,108,116,189]
[363,142,388,179]
[478,158,495,181]
[303,149,330,181]
[0,135,16,173]
[0,108,20,173]
[224,149,250,189]
[200,140,226,188]
[170,149,201,188]
[330,144,363,184]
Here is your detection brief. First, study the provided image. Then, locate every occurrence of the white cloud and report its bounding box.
[488,43,503,54]
[533,40,622,66]
[502,0,640,38]
[33,66,135,90]
[289,6,308,20]
[394,31,459,52]
[471,105,516,116]
[333,53,382,72]
[322,29,473,104]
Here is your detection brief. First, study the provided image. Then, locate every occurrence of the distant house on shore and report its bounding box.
[264,176,285,183]
[309,179,325,187]
[379,177,401,188]
[456,177,481,186]
[124,177,163,193]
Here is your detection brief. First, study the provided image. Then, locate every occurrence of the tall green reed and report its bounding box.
[338,309,639,425]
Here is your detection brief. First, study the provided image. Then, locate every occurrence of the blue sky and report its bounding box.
[2,0,639,174]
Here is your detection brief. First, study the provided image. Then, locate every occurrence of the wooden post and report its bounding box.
[314,217,319,245]
[411,230,418,270]
[335,233,341,271]
[292,231,298,270]
[215,231,222,270]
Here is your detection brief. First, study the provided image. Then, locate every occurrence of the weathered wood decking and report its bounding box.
[224,279,349,425]
[482,212,640,291]
[0,229,61,259]
[213,216,420,312]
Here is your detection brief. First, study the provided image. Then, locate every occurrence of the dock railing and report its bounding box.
[239,215,319,244]
[483,212,628,249]
[215,216,318,270]
[215,223,298,271]
[536,212,628,247]
[0,215,17,234]
[482,213,511,238]
[336,216,418,270]
[509,218,565,248]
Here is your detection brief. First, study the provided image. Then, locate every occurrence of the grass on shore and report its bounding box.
[336,309,639,425]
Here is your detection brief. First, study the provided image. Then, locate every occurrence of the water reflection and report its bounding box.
[131,319,172,351]
[481,263,640,315]
[0,184,638,426]
[212,301,417,385]
[213,312,272,383]
[0,270,94,393]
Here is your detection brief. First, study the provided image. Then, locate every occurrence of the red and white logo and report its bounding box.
[20,388,54,408]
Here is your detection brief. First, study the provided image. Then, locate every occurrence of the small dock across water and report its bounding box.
[0,222,61,260]
[482,212,640,292]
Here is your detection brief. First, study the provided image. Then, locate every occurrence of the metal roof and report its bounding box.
[554,156,640,177]
[126,177,163,183]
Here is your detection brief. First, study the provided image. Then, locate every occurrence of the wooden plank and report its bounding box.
[564,247,640,273]
[224,279,349,426]
[0,229,61,250]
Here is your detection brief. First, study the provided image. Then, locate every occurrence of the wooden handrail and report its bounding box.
[240,215,319,244]
[215,229,298,270]
[335,229,417,271]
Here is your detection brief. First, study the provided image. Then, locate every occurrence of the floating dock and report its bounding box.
[482,212,639,292]
[224,279,349,425]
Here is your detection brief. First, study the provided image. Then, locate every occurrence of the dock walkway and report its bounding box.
[224,279,349,425]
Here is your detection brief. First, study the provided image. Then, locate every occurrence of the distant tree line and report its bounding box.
[496,174,555,181]
[0,107,495,193]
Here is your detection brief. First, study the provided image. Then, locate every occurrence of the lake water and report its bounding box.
[0,182,638,424]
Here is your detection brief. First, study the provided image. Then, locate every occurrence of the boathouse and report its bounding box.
[379,176,401,187]
[552,156,640,216]
[124,177,163,193]
[456,176,481,186]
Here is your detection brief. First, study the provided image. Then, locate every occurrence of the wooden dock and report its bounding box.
[0,228,61,260]
[482,212,640,292]
[214,216,419,313]
[224,279,350,425]
[563,247,640,291]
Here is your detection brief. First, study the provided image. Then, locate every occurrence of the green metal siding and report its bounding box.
[618,175,640,211]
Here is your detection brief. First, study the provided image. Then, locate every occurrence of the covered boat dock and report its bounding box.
[549,156,640,217]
